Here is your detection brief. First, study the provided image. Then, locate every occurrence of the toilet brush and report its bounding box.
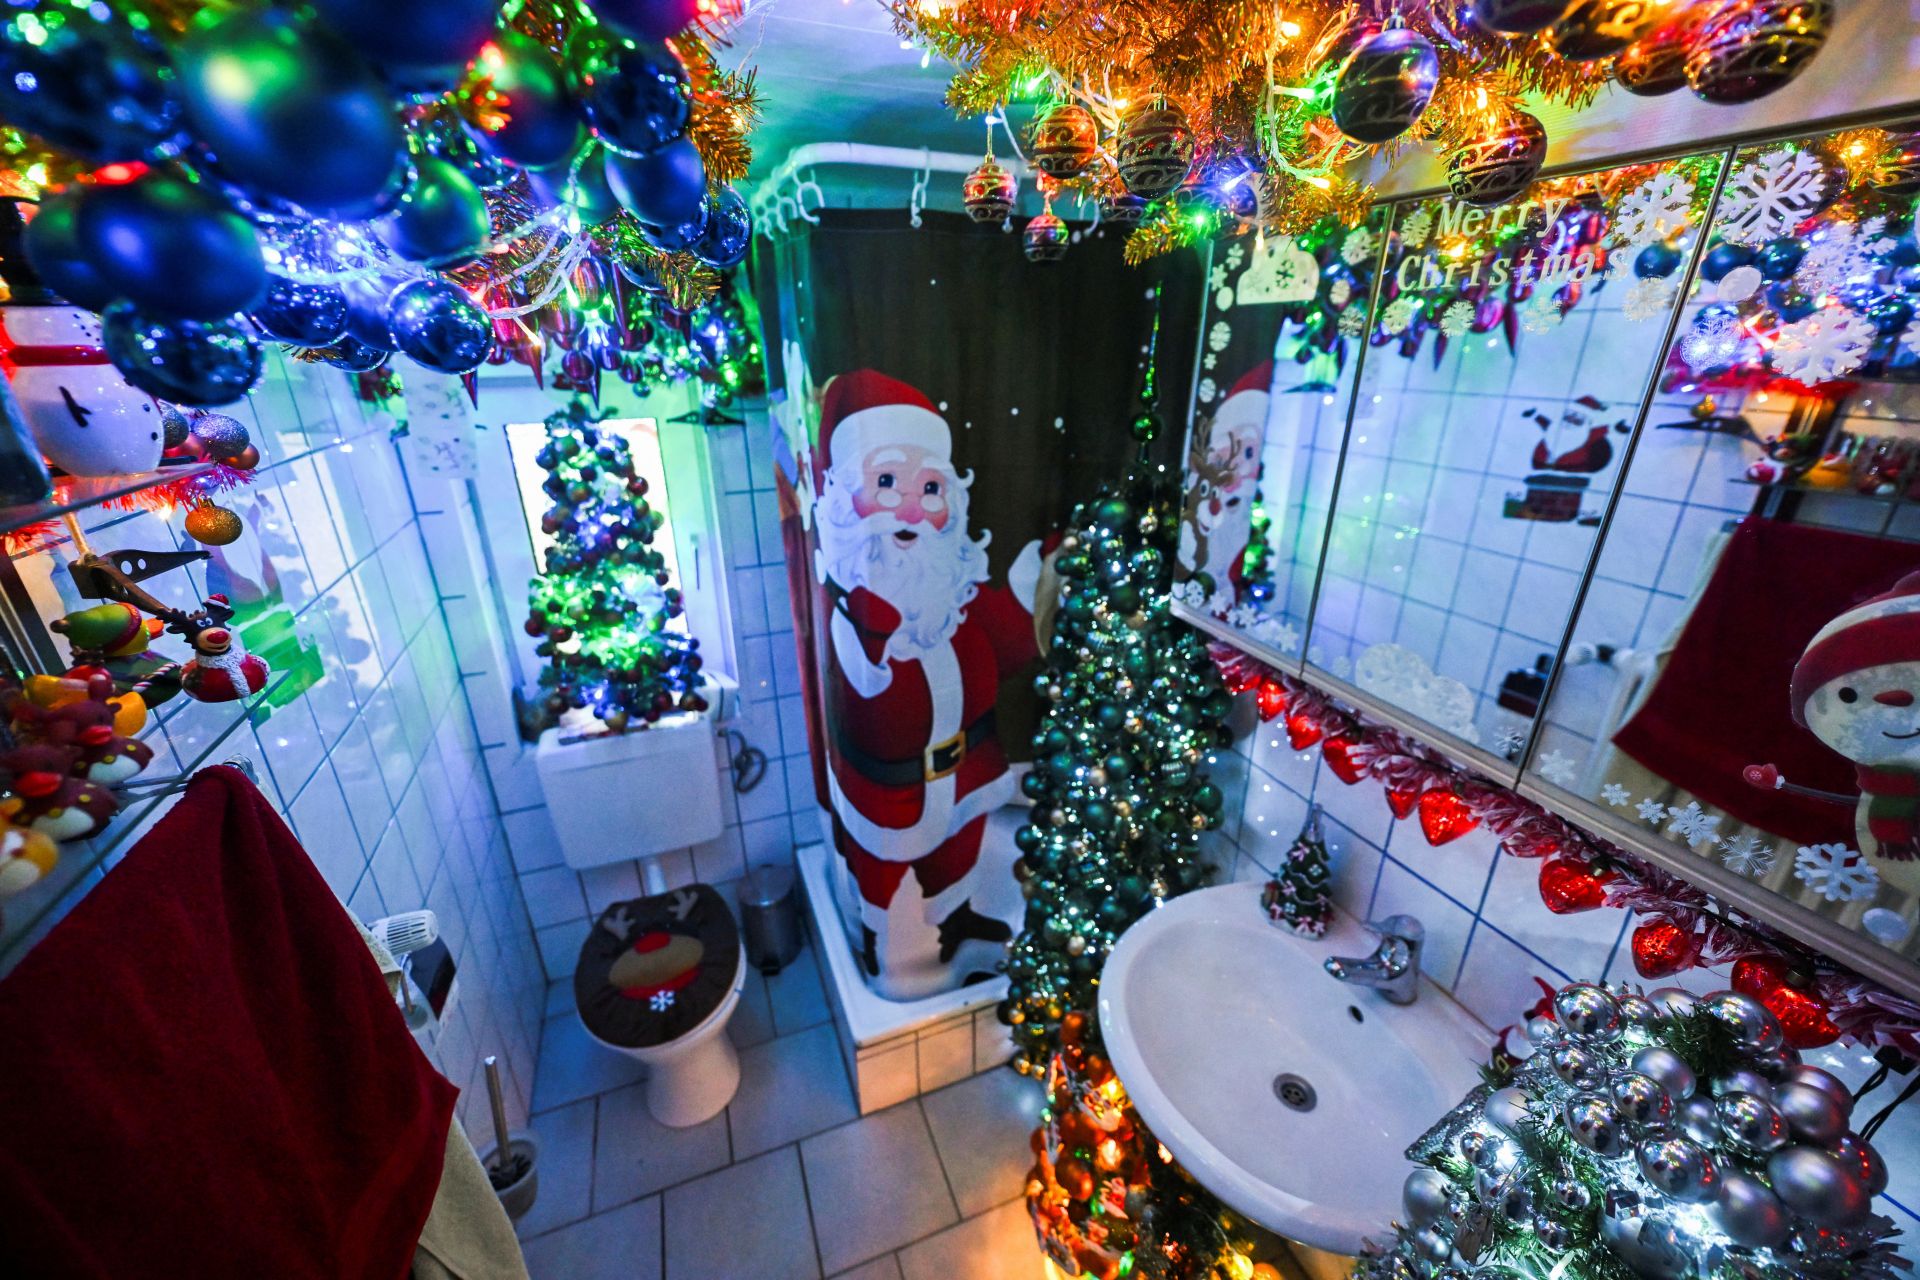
[478,1056,539,1218]
[484,1057,513,1176]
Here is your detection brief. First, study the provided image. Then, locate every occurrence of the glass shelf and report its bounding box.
[1729,476,1918,507]
[0,462,216,540]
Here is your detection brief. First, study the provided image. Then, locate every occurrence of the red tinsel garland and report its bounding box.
[1210,641,1920,1060]
[1,464,256,558]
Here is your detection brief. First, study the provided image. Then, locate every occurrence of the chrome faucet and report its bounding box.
[1324,915,1424,1005]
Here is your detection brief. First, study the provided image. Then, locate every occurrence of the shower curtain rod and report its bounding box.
[749,142,1033,235]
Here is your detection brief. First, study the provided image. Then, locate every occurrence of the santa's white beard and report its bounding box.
[816,466,990,660]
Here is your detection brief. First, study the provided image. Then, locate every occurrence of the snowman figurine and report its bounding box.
[0,305,165,478]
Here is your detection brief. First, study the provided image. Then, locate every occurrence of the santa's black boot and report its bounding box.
[936,900,1011,963]
[860,925,881,977]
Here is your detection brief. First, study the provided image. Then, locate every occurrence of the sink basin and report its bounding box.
[1098,881,1489,1255]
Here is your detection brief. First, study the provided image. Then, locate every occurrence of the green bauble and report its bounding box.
[1093,496,1131,527]
[1103,752,1132,778]
[1193,783,1224,815]
[1095,703,1124,731]
[1130,410,1162,442]
[1084,799,1115,830]
[1015,824,1044,853]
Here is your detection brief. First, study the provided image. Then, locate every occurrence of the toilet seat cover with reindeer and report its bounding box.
[575,885,742,1048]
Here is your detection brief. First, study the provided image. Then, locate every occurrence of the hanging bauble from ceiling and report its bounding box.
[1115,101,1195,200]
[594,0,701,42]
[1331,27,1439,144]
[692,186,752,269]
[1473,0,1575,35]
[74,173,267,322]
[1871,133,1920,197]
[963,154,1017,223]
[1548,0,1664,60]
[0,1,182,164]
[314,335,391,372]
[251,277,350,346]
[638,198,709,254]
[1024,208,1069,263]
[462,32,586,170]
[310,0,499,89]
[567,30,691,158]
[1030,102,1099,179]
[1099,185,1149,227]
[604,137,707,230]
[1615,18,1694,95]
[1683,0,1832,104]
[1445,109,1549,207]
[386,278,493,375]
[374,156,492,267]
[21,189,117,312]
[101,305,262,407]
[340,275,405,351]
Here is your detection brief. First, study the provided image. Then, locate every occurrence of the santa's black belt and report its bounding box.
[835,713,996,786]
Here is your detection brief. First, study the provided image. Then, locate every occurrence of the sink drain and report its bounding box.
[1272,1073,1316,1112]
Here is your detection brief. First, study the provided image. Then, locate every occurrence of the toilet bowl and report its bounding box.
[583,942,748,1127]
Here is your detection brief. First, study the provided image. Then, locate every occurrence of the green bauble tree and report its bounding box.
[1001,461,1234,1076]
[524,398,706,734]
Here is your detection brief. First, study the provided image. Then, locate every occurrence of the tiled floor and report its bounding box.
[518,937,1048,1279]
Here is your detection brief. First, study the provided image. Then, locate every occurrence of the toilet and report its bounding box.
[574,884,748,1127]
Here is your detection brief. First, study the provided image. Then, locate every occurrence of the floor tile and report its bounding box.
[591,1080,733,1210]
[522,1196,662,1280]
[830,1258,904,1280]
[532,1015,646,1113]
[513,1098,596,1240]
[800,1103,959,1275]
[765,946,832,1036]
[664,1147,820,1280]
[896,1199,1047,1280]
[920,1066,1044,1216]
[730,970,778,1050]
[728,1023,858,1159]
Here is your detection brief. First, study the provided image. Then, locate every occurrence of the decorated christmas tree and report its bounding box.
[524,399,706,734]
[1262,808,1332,937]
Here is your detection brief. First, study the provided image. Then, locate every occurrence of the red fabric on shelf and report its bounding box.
[1612,516,1920,844]
[0,765,456,1279]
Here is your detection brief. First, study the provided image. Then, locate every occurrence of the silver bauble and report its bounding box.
[1500,1182,1534,1226]
[1648,986,1696,1019]
[1701,991,1785,1053]
[1637,1135,1718,1202]
[1486,1087,1532,1134]
[1788,1065,1853,1109]
[1713,1068,1776,1101]
[1403,1167,1453,1225]
[1475,1164,1505,1202]
[1628,1214,1700,1280]
[1555,982,1623,1040]
[1774,1081,1848,1144]
[1769,1146,1872,1227]
[1617,993,1662,1030]
[1474,1135,1514,1171]
[1458,1131,1487,1165]
[1677,1095,1722,1146]
[1631,1047,1697,1100]
[1833,1134,1890,1196]
[1750,1047,1801,1080]
[1533,1215,1572,1251]
[1553,1178,1592,1211]
[1565,1093,1627,1157]
[1552,1044,1607,1090]
[1612,1072,1676,1131]
[1526,1015,1561,1046]
[1713,1170,1790,1249]
[1716,1092,1789,1155]
[1412,1224,1454,1264]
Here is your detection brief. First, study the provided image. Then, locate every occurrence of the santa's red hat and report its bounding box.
[816,370,951,483]
[1791,570,1920,724]
[1227,360,1274,401]
[1208,360,1273,444]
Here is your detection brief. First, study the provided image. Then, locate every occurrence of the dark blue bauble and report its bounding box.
[22,189,116,311]
[374,157,491,266]
[567,32,690,158]
[605,138,707,230]
[463,33,584,170]
[1633,242,1682,279]
[691,185,751,268]
[341,275,405,350]
[0,3,181,162]
[314,335,392,372]
[1331,27,1439,144]
[1755,237,1805,280]
[251,276,349,345]
[529,153,621,223]
[175,11,405,218]
[640,201,709,254]
[1699,241,1754,283]
[311,0,498,83]
[75,174,266,321]
[101,304,262,407]
[594,0,700,41]
[1776,293,1818,322]
[1867,293,1915,334]
[1890,235,1920,268]
[386,278,492,374]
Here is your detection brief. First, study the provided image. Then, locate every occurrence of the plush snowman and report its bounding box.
[0,305,164,477]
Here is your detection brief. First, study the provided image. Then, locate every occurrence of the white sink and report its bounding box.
[1098,881,1489,1256]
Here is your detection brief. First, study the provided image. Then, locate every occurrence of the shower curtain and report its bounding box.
[752,208,1201,999]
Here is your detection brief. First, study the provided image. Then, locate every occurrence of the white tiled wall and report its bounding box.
[0,352,548,1141]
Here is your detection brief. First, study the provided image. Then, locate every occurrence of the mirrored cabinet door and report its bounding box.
[1301,155,1720,764]
[1532,123,1920,961]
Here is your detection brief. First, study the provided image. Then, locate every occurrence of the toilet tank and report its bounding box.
[535,673,734,868]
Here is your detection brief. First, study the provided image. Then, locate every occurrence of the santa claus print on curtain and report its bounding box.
[761,208,1201,998]
[1178,360,1270,617]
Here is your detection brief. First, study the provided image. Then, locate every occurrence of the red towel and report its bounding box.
[1612,516,1920,844]
[0,765,457,1279]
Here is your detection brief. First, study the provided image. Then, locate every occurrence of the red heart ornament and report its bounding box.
[1256,679,1289,722]
[1418,788,1479,846]
[1537,854,1615,914]
[1732,956,1840,1049]
[1286,711,1323,751]
[1321,735,1367,785]
[1630,920,1699,978]
[1386,784,1423,821]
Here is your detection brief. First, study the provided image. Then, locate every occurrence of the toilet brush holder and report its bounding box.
[479,1131,540,1221]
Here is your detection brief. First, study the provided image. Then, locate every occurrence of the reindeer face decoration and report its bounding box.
[172,595,270,704]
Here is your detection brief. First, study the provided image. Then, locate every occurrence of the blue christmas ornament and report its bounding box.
[374,157,492,266]
[641,200,710,254]
[21,188,117,311]
[1633,242,1682,279]
[1866,293,1914,335]
[594,0,700,41]
[385,278,492,375]
[1700,241,1755,283]
[568,32,690,159]
[101,304,263,407]
[463,32,584,170]
[692,186,752,269]
[605,137,707,230]
[530,154,621,224]
[75,173,267,321]
[1889,235,1920,268]
[310,0,499,86]
[0,2,182,163]
[341,275,405,351]
[1776,293,1818,322]
[251,276,349,346]
[1755,237,1805,280]
[315,334,391,372]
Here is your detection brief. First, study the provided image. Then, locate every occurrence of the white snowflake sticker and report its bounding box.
[1215,286,1236,312]
[1237,240,1319,305]
[1609,172,1693,248]
[1439,301,1473,338]
[1207,320,1233,353]
[1721,834,1777,877]
[1713,265,1763,303]
[649,989,677,1012]
[1328,278,1353,308]
[1381,296,1419,334]
[1398,207,1434,249]
[1793,843,1880,902]
[1536,750,1577,787]
[1251,617,1302,653]
[1342,226,1379,266]
[1519,295,1559,334]
[1717,149,1829,245]
[1209,264,1231,291]
[1196,376,1218,403]
[1338,307,1367,336]
[1681,309,1745,367]
[1173,579,1208,607]
[1601,782,1632,807]
[1635,798,1669,824]
[1665,801,1722,848]
[1227,603,1260,628]
[1225,243,1247,271]
[1621,277,1676,323]
[1794,216,1893,297]
[1771,307,1873,384]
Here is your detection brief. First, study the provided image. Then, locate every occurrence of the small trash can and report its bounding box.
[736,866,803,976]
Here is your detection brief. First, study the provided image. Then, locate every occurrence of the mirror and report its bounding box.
[1532,123,1920,960]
